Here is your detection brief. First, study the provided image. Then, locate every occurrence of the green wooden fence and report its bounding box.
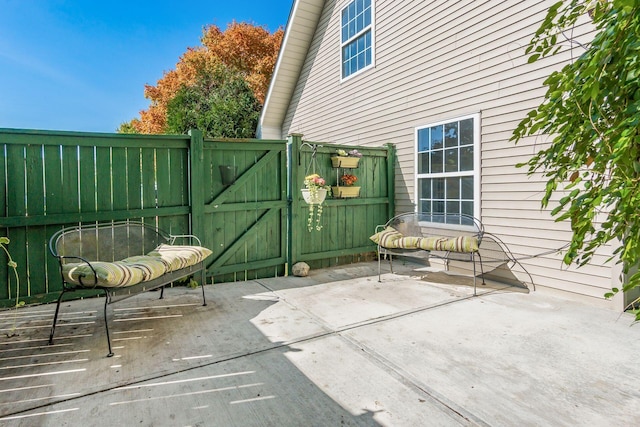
[0,129,193,307]
[0,129,395,307]
[289,134,395,269]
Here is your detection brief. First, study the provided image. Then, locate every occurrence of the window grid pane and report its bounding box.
[341,0,372,78]
[416,117,476,219]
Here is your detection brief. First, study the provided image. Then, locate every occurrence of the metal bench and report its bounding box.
[373,212,486,294]
[48,221,211,357]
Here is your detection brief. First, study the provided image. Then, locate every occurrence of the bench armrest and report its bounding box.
[58,256,99,287]
[168,234,203,246]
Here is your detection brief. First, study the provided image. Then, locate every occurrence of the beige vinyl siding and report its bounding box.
[282,0,618,305]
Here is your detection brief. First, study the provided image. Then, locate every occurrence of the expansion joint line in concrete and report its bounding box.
[338,333,491,427]
[1,282,508,420]
[254,279,503,426]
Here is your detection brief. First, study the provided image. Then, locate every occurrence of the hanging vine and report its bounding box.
[301,143,329,232]
[1,237,24,337]
[511,0,640,317]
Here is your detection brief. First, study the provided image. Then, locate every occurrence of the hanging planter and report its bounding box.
[331,186,360,198]
[332,173,360,198]
[331,149,362,168]
[301,188,328,204]
[300,142,330,232]
[331,156,359,168]
[302,174,329,232]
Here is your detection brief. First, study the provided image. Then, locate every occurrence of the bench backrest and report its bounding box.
[50,221,170,263]
[386,213,484,242]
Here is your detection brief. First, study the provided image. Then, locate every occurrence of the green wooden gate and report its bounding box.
[191,132,395,282]
[191,131,289,283]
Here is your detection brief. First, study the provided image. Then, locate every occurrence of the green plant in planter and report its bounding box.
[340,174,358,186]
[303,174,329,231]
[1,237,24,337]
[336,149,362,158]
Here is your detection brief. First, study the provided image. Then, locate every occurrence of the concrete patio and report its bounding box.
[0,261,638,426]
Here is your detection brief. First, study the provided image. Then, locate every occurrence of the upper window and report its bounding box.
[341,0,373,79]
[415,114,480,223]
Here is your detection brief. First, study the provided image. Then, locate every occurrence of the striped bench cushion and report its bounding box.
[396,236,421,249]
[369,227,403,248]
[371,228,479,253]
[419,236,478,252]
[147,244,212,272]
[61,245,212,288]
[63,260,149,288]
[121,255,168,281]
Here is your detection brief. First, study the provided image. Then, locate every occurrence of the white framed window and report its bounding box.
[415,113,481,223]
[341,0,374,80]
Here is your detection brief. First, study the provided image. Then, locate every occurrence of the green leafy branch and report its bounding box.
[511,0,640,319]
[1,237,24,337]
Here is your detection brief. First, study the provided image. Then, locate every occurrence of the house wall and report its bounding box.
[281,0,622,308]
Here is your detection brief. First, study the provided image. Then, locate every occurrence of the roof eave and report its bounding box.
[258,0,325,139]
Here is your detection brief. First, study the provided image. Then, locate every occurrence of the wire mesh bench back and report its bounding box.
[378,213,486,294]
[50,221,170,262]
[386,213,484,242]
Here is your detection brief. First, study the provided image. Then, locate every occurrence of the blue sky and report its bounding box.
[0,0,292,133]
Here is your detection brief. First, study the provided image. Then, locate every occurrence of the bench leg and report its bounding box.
[201,279,207,306]
[48,289,68,345]
[103,290,114,357]
[378,248,394,282]
[472,253,478,296]
[477,252,486,285]
[49,288,115,358]
[471,252,486,297]
[378,253,394,282]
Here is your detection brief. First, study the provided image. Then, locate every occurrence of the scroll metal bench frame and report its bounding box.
[376,212,486,295]
[48,221,207,357]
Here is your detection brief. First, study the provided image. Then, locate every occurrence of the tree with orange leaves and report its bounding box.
[166,64,261,138]
[118,22,283,135]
